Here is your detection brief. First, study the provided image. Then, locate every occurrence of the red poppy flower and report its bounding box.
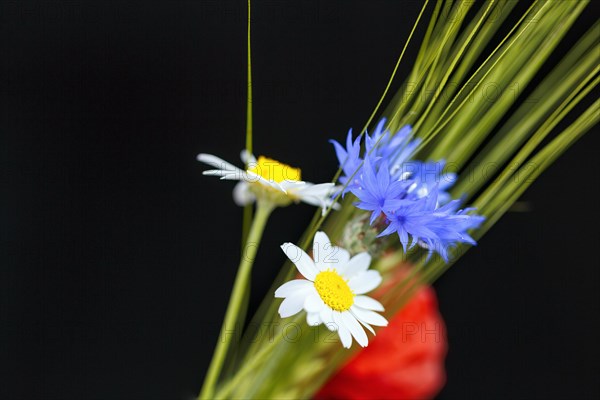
[315,284,447,400]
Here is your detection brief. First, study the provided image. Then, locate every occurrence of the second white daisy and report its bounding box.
[197,150,340,214]
[275,231,388,348]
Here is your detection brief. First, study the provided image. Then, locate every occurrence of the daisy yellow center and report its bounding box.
[314,270,354,312]
[247,156,301,183]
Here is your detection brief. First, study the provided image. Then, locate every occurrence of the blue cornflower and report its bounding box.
[378,191,438,252]
[430,203,485,244]
[418,210,485,262]
[330,119,484,263]
[330,129,363,194]
[380,187,484,261]
[331,120,421,195]
[366,120,420,167]
[351,157,410,225]
[387,125,421,169]
[364,118,389,159]
[403,160,457,205]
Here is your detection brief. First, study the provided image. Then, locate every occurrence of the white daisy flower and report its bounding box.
[275,231,388,348]
[197,151,340,214]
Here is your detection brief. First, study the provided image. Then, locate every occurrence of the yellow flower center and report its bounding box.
[247,156,301,183]
[314,270,354,312]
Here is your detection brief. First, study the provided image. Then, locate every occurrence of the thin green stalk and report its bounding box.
[235,1,254,371]
[379,0,441,132]
[476,99,599,218]
[430,0,514,107]
[385,0,475,132]
[215,326,287,399]
[241,0,254,247]
[417,0,540,147]
[412,0,443,76]
[198,199,274,400]
[475,69,599,209]
[434,1,584,165]
[412,0,495,132]
[245,0,253,156]
[359,0,430,135]
[452,19,597,197]
[413,2,475,109]
[427,1,558,157]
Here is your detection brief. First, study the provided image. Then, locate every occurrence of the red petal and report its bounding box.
[315,285,447,400]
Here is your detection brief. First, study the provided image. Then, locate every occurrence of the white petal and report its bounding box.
[232,181,255,206]
[357,319,375,335]
[339,252,371,278]
[291,182,334,196]
[354,295,385,312]
[197,153,239,172]
[280,243,318,281]
[312,231,331,264]
[351,306,388,327]
[348,270,382,294]
[274,279,312,298]
[304,290,326,313]
[219,174,246,181]
[337,325,352,349]
[320,307,336,331]
[278,293,306,318]
[279,180,307,190]
[341,311,368,347]
[237,170,279,191]
[290,182,340,213]
[244,171,288,193]
[312,231,350,271]
[202,169,244,179]
[306,312,321,327]
[330,248,351,270]
[243,171,274,187]
[298,196,340,216]
[333,311,352,348]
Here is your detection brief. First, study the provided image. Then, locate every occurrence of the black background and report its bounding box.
[1,1,599,399]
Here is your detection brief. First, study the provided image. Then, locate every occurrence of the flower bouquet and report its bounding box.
[195,1,598,399]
